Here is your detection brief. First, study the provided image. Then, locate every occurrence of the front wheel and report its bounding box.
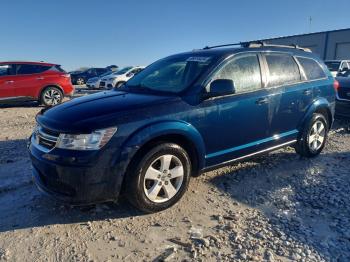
[125,143,191,213]
[40,87,63,107]
[295,113,328,157]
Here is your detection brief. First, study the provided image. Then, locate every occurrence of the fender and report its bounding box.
[119,120,206,170]
[298,97,335,133]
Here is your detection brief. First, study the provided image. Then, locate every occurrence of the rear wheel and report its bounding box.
[76,77,85,85]
[40,87,63,107]
[295,113,328,157]
[125,143,191,213]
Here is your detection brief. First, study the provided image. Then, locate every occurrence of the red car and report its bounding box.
[0,61,74,106]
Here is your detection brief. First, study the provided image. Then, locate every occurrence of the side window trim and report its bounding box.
[204,52,264,96]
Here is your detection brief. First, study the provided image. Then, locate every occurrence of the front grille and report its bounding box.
[35,126,59,150]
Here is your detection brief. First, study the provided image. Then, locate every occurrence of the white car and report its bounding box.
[325,60,350,77]
[86,71,115,89]
[99,66,144,89]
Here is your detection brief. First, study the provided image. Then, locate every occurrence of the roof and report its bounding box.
[0,61,57,66]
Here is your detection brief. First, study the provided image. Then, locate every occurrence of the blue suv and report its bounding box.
[29,42,336,212]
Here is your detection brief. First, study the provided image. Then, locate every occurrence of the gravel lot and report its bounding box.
[0,88,350,262]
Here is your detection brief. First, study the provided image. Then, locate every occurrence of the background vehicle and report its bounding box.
[99,66,144,89]
[29,43,335,213]
[325,60,350,77]
[86,71,115,89]
[70,67,110,85]
[335,76,350,118]
[0,61,74,106]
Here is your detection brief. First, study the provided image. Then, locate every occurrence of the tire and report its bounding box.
[295,113,329,158]
[115,82,125,88]
[125,143,191,213]
[76,78,85,85]
[40,86,63,107]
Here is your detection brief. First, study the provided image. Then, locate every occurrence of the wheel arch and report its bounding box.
[120,121,206,177]
[298,98,334,133]
[38,84,64,100]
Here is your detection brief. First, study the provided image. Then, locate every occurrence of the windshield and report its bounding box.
[124,54,216,93]
[114,67,133,75]
[325,61,341,71]
[100,71,113,77]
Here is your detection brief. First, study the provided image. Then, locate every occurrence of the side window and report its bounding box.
[297,57,326,80]
[341,62,349,70]
[212,54,262,93]
[16,64,50,75]
[0,64,15,76]
[265,54,301,87]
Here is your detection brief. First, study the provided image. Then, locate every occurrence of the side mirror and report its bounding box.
[207,79,235,97]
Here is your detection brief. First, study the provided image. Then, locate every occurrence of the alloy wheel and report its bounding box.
[308,120,326,152]
[43,89,62,105]
[143,154,184,203]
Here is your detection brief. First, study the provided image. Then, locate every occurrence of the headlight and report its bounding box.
[108,78,115,81]
[56,127,117,150]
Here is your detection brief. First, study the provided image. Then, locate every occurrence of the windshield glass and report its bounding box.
[325,61,341,71]
[124,54,216,93]
[100,71,112,77]
[114,67,133,75]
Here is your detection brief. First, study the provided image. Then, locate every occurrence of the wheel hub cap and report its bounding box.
[308,120,326,152]
[143,154,184,203]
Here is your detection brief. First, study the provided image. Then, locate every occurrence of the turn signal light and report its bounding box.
[333,80,339,92]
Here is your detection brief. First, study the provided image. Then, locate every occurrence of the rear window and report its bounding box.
[16,64,51,75]
[50,65,66,73]
[325,61,340,71]
[265,54,301,87]
[297,57,326,80]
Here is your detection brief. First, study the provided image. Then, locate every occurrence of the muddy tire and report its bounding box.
[125,143,191,213]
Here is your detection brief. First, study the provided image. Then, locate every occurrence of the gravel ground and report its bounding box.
[0,88,349,262]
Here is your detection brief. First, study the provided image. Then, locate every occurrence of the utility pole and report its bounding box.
[309,16,312,33]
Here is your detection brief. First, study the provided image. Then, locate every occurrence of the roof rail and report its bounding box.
[203,41,311,52]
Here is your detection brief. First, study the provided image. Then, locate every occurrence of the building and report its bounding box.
[261,28,350,61]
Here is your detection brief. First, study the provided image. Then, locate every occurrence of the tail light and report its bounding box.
[60,74,71,78]
[333,80,339,92]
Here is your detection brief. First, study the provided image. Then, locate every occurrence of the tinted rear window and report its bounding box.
[265,54,301,87]
[50,65,66,73]
[297,57,326,80]
[16,64,51,75]
[325,61,340,71]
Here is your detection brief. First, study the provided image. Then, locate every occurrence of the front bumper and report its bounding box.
[335,99,350,119]
[29,136,126,205]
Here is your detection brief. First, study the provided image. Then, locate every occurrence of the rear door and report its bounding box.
[0,64,16,99]
[14,64,51,98]
[262,53,317,141]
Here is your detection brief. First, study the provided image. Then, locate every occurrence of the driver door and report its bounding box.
[194,53,273,166]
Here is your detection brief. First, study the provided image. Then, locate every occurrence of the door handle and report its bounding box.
[36,77,44,80]
[5,80,14,84]
[303,89,312,95]
[255,97,269,105]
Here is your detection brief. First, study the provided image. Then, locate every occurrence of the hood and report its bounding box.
[37,90,177,133]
